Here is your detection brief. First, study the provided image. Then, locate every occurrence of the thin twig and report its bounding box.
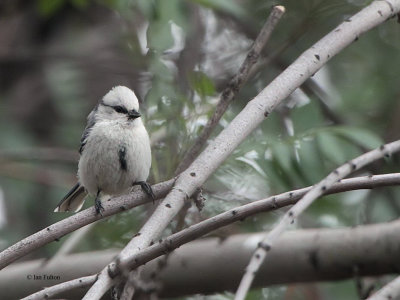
[20,173,400,299]
[175,5,285,174]
[234,140,400,300]
[21,275,97,300]
[0,179,175,270]
[120,271,139,300]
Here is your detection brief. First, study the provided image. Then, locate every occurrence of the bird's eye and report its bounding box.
[113,106,127,114]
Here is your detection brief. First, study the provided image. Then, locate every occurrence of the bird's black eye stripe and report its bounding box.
[100,101,129,114]
[113,105,128,114]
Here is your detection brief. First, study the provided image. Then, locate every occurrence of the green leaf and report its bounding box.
[269,140,293,174]
[147,21,174,52]
[317,132,347,165]
[135,0,156,17]
[296,137,325,183]
[331,126,382,150]
[290,100,325,133]
[236,157,266,178]
[189,71,216,98]
[145,0,188,52]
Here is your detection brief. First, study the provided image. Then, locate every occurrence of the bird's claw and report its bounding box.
[95,196,104,215]
[134,181,155,204]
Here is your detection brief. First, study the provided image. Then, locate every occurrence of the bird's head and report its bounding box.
[97,86,142,122]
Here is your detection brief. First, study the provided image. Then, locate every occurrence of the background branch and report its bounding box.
[5,219,400,299]
[0,147,78,164]
[0,161,76,188]
[19,173,400,299]
[44,224,95,267]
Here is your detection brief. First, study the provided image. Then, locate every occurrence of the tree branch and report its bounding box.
[367,276,400,300]
[7,218,400,299]
[235,140,400,300]
[81,0,400,297]
[22,276,97,300]
[111,172,400,277]
[0,179,175,269]
[18,173,400,299]
[175,5,285,174]
[80,7,288,298]
[45,223,95,267]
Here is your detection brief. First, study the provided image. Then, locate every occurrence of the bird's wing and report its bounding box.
[79,105,98,154]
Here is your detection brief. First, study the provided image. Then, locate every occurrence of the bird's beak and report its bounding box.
[128,110,141,120]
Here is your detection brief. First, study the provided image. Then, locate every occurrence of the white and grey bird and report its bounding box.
[55,86,154,213]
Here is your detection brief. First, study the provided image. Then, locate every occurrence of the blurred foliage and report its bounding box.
[0,0,400,298]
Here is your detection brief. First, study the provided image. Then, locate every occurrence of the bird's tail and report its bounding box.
[54,182,87,212]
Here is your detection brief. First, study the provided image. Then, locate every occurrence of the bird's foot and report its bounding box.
[94,191,105,215]
[133,181,155,203]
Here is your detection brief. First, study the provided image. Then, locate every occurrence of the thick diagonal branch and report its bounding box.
[68,1,400,298]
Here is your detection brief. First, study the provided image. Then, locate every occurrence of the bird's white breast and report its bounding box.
[78,119,151,196]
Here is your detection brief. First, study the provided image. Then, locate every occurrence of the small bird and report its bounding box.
[55,86,154,214]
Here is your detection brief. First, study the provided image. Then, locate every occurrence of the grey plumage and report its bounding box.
[79,105,98,154]
[55,86,153,213]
